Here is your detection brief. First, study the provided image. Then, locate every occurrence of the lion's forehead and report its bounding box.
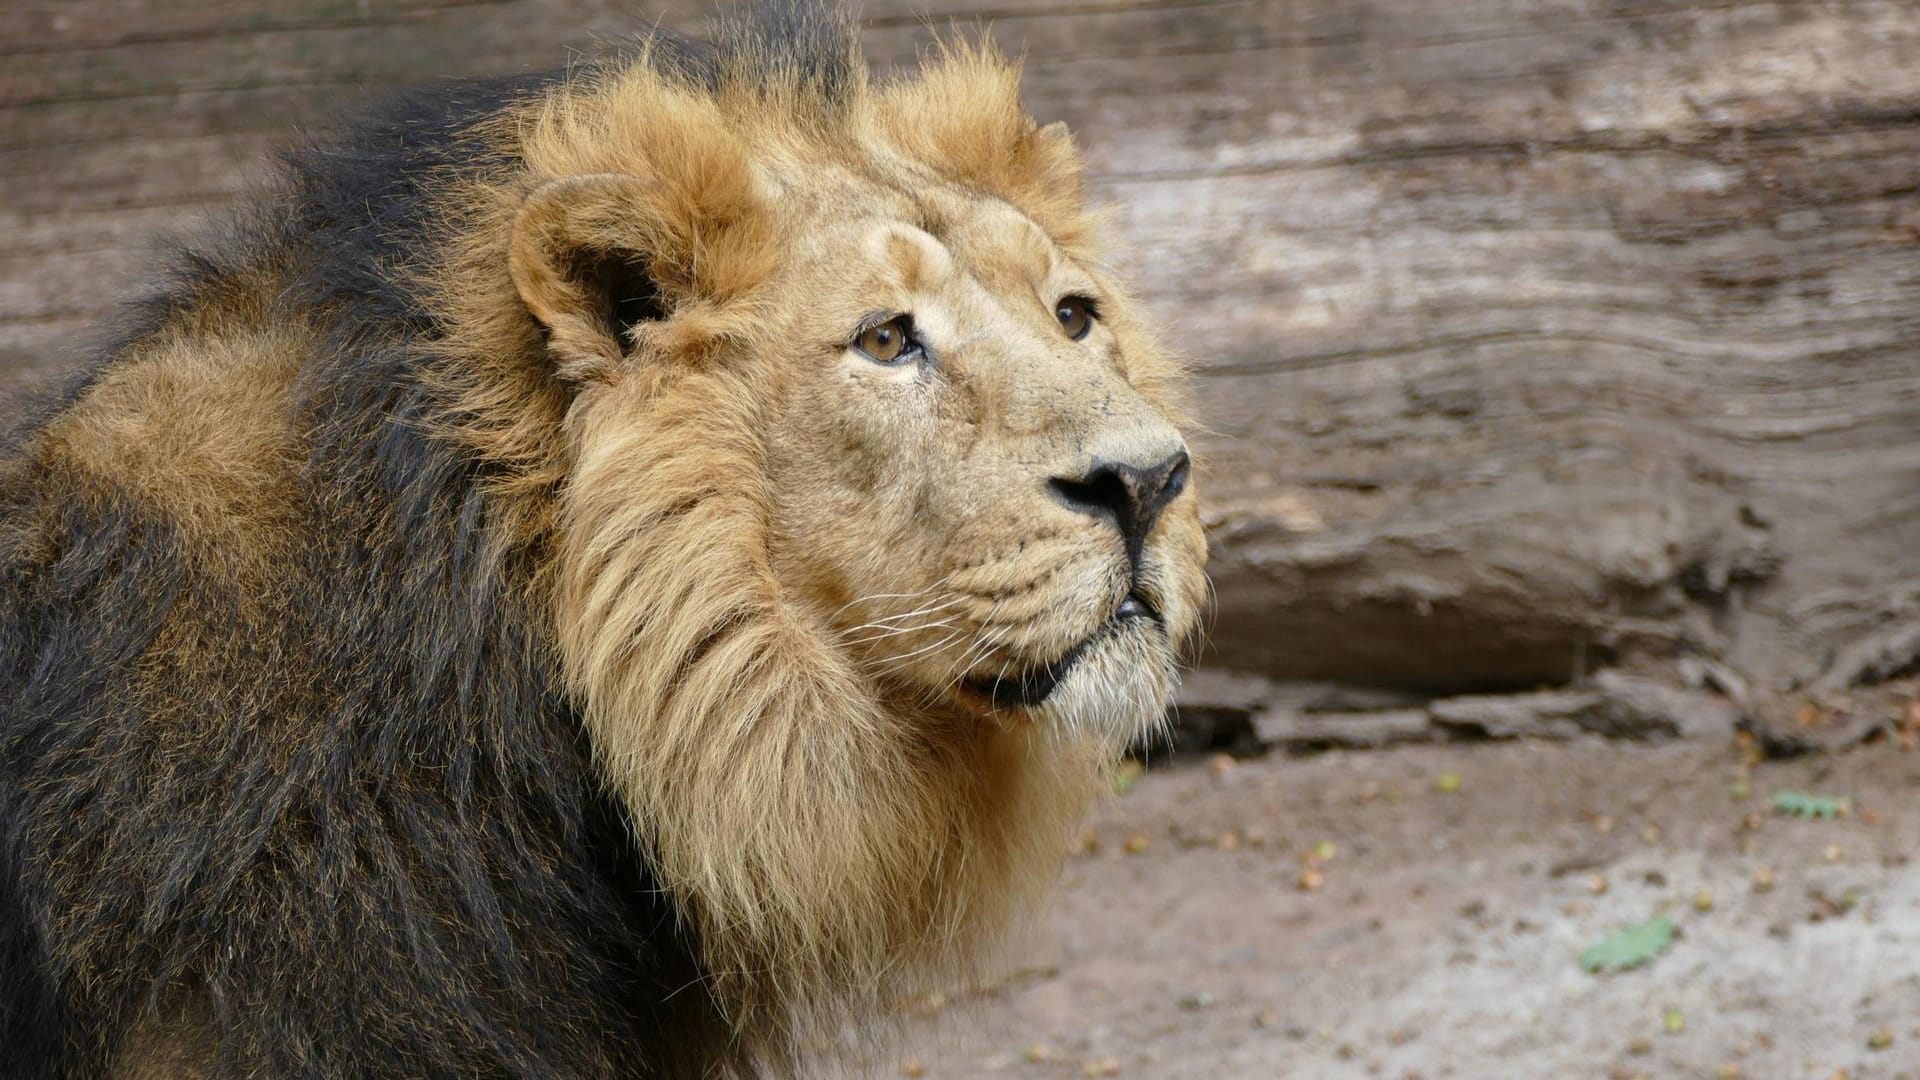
[754,156,1070,295]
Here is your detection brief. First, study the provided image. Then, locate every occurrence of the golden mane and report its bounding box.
[558,364,1109,1033]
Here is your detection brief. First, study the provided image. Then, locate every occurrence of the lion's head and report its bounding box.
[427,4,1204,1046]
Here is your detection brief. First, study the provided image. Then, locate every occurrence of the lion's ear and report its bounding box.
[509,174,670,382]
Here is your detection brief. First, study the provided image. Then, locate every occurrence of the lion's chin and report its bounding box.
[967,602,1176,744]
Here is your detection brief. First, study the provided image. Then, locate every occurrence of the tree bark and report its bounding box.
[6,0,1918,732]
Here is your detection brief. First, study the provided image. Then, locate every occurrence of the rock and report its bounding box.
[1587,672,1740,739]
[1429,691,1597,740]
[1254,708,1437,752]
[1428,675,1740,741]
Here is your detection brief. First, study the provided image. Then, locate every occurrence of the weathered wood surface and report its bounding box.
[6,0,1919,729]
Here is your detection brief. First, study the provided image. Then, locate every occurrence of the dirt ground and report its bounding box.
[832,737,1919,1079]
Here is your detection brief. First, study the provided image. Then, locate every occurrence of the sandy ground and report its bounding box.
[832,737,1920,1079]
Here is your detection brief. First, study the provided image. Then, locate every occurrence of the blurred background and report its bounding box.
[4,1,1918,1076]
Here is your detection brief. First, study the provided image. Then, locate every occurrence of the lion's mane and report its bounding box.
[0,5,1131,1078]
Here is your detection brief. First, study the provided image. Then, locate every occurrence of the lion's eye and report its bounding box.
[1055,295,1097,341]
[854,315,918,364]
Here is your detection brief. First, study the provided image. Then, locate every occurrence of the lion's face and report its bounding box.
[504,56,1206,748]
[762,175,1205,741]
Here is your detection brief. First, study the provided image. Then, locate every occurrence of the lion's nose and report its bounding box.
[1049,448,1190,564]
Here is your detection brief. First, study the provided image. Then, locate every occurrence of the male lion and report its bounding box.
[0,3,1206,1076]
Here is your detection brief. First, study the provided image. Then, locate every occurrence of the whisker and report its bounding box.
[837,595,970,637]
[936,596,1007,688]
[940,623,1010,696]
[828,571,961,619]
[874,629,966,669]
[842,620,959,645]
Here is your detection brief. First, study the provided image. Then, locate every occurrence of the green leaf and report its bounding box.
[1770,791,1849,819]
[1111,759,1145,796]
[1580,916,1674,974]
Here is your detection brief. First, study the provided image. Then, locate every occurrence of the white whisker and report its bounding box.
[873,629,966,669]
[842,620,959,645]
[837,595,969,637]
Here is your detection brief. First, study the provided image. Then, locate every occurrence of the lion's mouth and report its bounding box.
[969,591,1162,709]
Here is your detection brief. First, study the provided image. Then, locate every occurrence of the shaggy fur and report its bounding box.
[0,3,1206,1077]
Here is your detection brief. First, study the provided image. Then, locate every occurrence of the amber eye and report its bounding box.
[1055,295,1097,341]
[854,315,918,364]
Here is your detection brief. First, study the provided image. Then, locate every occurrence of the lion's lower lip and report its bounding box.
[970,593,1160,708]
[971,639,1091,709]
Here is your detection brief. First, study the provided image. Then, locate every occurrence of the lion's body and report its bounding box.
[0,5,1205,1077]
[1,77,725,1078]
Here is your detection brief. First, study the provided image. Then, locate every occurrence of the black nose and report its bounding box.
[1049,449,1191,565]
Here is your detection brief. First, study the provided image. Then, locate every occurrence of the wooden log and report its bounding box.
[5,0,1917,728]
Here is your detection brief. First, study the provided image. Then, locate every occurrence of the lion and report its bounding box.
[0,3,1206,1077]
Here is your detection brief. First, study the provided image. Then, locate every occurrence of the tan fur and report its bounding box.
[111,999,214,1080]
[40,319,305,581]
